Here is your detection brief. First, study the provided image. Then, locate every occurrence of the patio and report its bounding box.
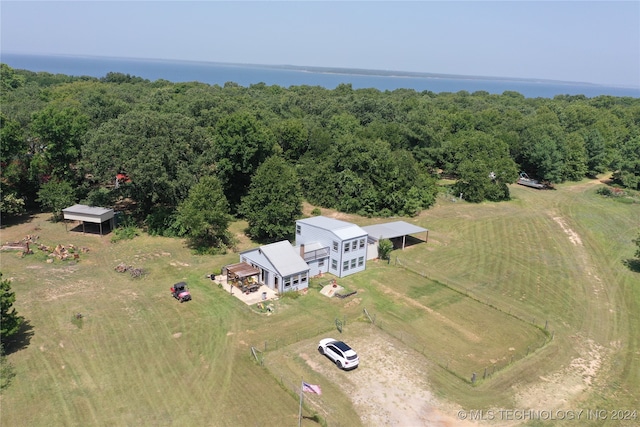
[212,274,278,306]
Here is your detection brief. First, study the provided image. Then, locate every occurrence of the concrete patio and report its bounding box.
[212,274,278,305]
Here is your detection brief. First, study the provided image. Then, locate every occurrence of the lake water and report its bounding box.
[2,53,639,99]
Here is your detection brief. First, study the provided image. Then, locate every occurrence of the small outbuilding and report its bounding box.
[62,204,115,235]
[362,221,428,259]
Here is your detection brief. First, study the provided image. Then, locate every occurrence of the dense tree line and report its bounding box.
[1,63,639,245]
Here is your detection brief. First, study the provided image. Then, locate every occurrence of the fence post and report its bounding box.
[471,373,476,384]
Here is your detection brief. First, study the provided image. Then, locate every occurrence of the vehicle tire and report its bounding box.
[318,346,324,355]
[336,360,343,369]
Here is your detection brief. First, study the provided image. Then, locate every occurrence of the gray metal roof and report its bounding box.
[260,240,310,277]
[62,204,114,223]
[362,221,428,240]
[297,216,367,240]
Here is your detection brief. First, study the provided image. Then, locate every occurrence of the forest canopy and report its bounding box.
[1,63,639,244]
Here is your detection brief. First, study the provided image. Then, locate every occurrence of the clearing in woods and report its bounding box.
[1,178,638,426]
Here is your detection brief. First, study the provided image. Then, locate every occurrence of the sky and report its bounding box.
[1,1,639,87]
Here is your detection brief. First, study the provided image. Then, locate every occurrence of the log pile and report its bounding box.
[114,263,145,278]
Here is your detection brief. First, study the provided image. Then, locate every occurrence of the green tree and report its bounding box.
[634,233,640,259]
[1,273,23,345]
[0,63,26,93]
[174,175,233,251]
[212,111,275,209]
[240,156,302,242]
[561,132,588,181]
[585,129,608,177]
[31,105,88,180]
[0,193,26,217]
[36,180,76,221]
[273,118,308,161]
[444,131,518,202]
[611,136,640,190]
[378,238,394,260]
[82,110,211,215]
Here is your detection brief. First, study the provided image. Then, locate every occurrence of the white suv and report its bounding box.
[318,338,359,370]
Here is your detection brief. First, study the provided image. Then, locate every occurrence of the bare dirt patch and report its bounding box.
[513,337,607,410]
[299,325,475,426]
[551,216,583,246]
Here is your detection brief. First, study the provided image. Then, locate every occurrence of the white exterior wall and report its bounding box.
[295,221,367,278]
[240,251,309,293]
[306,258,328,278]
[335,237,367,277]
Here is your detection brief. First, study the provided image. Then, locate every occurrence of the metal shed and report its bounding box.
[62,204,115,235]
[362,221,428,250]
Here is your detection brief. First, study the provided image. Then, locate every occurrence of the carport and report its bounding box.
[362,221,428,258]
[62,204,115,236]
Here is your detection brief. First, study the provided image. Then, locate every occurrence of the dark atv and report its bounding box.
[170,282,192,302]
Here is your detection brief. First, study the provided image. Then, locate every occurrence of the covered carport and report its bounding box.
[62,204,115,236]
[362,221,428,259]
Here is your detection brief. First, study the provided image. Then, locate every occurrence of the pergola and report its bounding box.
[225,262,260,285]
[62,204,115,236]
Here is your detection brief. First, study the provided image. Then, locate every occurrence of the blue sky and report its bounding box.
[1,1,638,87]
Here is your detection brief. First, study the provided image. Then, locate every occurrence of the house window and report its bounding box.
[331,259,337,270]
[318,259,325,267]
[296,224,301,234]
[284,277,291,288]
[293,276,299,286]
[350,259,356,268]
[358,256,364,267]
[301,274,308,283]
[333,241,338,252]
[352,241,357,251]
[359,238,365,249]
[344,241,350,253]
[343,260,349,271]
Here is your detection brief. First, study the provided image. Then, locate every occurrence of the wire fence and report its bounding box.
[248,258,556,424]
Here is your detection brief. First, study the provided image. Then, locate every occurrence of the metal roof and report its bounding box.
[259,240,310,277]
[297,216,367,240]
[362,221,428,240]
[62,204,114,223]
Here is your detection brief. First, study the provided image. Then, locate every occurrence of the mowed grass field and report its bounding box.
[1,177,638,426]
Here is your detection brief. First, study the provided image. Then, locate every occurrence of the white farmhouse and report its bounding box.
[294,216,368,278]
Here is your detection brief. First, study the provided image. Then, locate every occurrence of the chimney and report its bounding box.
[300,244,305,258]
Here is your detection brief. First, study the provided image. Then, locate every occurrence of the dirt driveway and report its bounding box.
[298,323,474,427]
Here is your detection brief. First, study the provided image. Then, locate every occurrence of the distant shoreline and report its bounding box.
[3,52,639,97]
[4,52,621,89]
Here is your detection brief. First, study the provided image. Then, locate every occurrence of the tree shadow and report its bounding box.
[0,212,37,229]
[3,319,34,355]
[622,258,640,273]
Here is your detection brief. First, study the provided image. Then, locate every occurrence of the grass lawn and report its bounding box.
[1,177,638,426]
